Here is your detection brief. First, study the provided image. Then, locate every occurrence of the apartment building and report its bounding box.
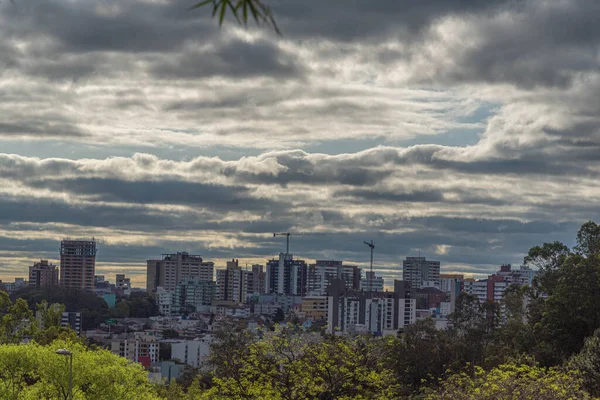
[147,252,214,295]
[60,239,96,291]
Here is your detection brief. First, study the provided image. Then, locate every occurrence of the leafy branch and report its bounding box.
[191,0,280,35]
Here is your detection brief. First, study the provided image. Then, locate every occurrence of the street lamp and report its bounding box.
[56,348,73,400]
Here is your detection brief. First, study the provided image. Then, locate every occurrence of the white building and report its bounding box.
[110,333,159,364]
[306,261,361,296]
[327,279,415,335]
[171,336,213,370]
[359,271,384,292]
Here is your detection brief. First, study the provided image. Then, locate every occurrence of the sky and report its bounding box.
[1,0,599,288]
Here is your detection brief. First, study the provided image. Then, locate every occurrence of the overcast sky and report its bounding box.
[1,0,599,287]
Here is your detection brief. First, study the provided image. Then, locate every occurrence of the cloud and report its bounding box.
[1,0,600,285]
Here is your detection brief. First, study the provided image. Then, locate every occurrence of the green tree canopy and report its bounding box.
[0,340,161,399]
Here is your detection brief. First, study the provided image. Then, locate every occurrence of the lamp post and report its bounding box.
[56,348,73,400]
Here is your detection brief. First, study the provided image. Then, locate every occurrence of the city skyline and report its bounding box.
[1,0,598,287]
[2,240,532,290]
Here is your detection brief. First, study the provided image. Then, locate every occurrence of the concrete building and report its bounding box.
[216,259,248,304]
[359,271,385,292]
[402,257,440,289]
[327,279,416,335]
[174,278,215,314]
[462,265,538,305]
[171,336,213,370]
[61,312,82,335]
[116,274,131,291]
[110,333,159,364]
[306,261,361,296]
[146,253,214,296]
[301,296,328,321]
[29,260,59,289]
[415,287,447,309]
[60,239,97,291]
[250,264,266,295]
[157,279,215,316]
[265,253,308,296]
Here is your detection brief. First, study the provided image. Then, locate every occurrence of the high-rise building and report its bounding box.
[326,279,416,335]
[265,253,308,296]
[250,264,266,295]
[306,261,361,296]
[29,260,59,289]
[216,259,248,304]
[359,271,385,292]
[402,257,440,289]
[60,239,97,291]
[146,252,214,296]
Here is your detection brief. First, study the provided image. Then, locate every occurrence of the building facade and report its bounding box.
[402,257,440,289]
[110,333,159,364]
[61,312,82,335]
[146,252,214,295]
[359,271,385,292]
[171,336,213,370]
[60,239,97,291]
[265,253,308,296]
[301,296,329,321]
[327,279,416,335]
[216,259,248,304]
[29,260,59,289]
[306,260,361,296]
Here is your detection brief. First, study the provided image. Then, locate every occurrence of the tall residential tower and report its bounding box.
[60,239,97,291]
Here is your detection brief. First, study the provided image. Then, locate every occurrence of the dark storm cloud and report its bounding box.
[25,178,279,212]
[272,0,506,42]
[150,37,304,80]
[401,0,600,88]
[335,189,445,203]
[0,196,203,230]
[0,119,89,138]
[1,0,215,53]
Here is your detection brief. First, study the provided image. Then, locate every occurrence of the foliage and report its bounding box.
[0,339,161,399]
[191,0,279,34]
[568,328,600,397]
[0,291,36,344]
[205,323,399,399]
[14,287,159,329]
[428,363,590,400]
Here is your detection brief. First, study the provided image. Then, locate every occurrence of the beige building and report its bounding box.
[302,296,328,321]
[29,260,59,289]
[60,239,96,291]
[147,252,214,295]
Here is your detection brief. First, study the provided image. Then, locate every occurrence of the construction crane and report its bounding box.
[273,232,292,254]
[364,240,375,292]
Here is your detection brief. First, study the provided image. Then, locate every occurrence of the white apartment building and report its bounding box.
[110,333,159,364]
[306,261,361,296]
[171,336,213,370]
[359,271,385,292]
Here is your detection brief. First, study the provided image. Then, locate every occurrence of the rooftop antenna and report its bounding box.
[363,240,375,292]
